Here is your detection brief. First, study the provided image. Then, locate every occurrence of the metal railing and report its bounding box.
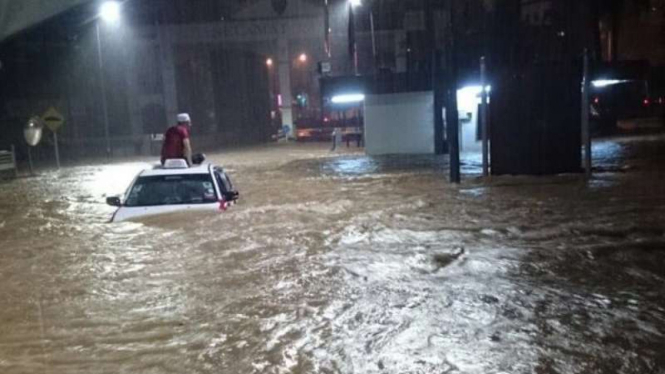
[0,145,18,178]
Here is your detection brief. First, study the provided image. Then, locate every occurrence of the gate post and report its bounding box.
[581,49,592,178]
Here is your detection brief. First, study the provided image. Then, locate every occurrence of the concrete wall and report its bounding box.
[364,91,434,155]
[460,118,481,153]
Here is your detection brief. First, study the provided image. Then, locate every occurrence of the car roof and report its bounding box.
[140,163,213,177]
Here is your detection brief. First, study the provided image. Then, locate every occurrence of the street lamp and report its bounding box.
[100,1,121,23]
[298,53,308,63]
[266,57,274,67]
[96,1,121,157]
[348,0,376,73]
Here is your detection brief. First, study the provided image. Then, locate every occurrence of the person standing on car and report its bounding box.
[161,113,193,166]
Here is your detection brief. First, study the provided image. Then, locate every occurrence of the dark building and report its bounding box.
[483,0,596,175]
[0,1,275,160]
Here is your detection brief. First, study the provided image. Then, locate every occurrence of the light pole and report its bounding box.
[97,1,121,158]
[349,0,359,74]
[348,0,376,73]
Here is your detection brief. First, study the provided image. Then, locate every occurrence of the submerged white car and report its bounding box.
[106,159,239,222]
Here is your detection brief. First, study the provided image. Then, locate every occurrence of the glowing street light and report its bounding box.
[99,1,121,24]
[266,58,274,67]
[298,53,308,63]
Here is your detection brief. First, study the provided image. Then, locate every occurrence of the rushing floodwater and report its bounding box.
[1,137,665,374]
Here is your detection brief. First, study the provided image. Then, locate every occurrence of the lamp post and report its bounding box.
[348,0,376,74]
[97,1,121,158]
[348,0,358,74]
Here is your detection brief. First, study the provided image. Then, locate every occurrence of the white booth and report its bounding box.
[364,91,435,155]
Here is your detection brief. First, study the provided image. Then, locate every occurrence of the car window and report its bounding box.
[214,168,234,193]
[125,174,218,207]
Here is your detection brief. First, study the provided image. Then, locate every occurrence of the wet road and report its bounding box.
[1,136,664,373]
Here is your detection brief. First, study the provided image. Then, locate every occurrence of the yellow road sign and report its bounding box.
[42,107,65,132]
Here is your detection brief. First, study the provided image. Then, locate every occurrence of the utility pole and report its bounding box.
[427,0,446,155]
[433,51,445,154]
[348,1,358,75]
[445,0,461,183]
[96,22,112,158]
[581,48,592,178]
[480,56,489,177]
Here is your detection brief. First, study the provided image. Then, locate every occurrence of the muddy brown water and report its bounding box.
[1,139,664,373]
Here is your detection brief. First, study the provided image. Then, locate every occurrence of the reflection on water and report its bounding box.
[593,140,625,165]
[1,137,665,373]
[317,154,447,177]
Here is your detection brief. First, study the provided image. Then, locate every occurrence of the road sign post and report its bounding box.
[53,132,60,169]
[27,146,34,175]
[42,107,65,170]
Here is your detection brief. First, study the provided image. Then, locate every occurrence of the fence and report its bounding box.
[0,145,18,178]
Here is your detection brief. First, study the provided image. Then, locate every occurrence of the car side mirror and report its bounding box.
[192,153,206,165]
[106,196,122,207]
[222,191,239,202]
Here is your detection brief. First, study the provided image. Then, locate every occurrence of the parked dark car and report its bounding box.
[590,79,660,134]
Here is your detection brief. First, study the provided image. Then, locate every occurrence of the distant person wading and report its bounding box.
[161,113,193,166]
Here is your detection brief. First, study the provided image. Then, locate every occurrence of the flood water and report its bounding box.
[1,136,665,374]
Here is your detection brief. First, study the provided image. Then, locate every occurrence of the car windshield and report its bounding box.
[124,174,217,207]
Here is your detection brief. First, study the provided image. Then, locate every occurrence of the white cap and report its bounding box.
[177,113,191,123]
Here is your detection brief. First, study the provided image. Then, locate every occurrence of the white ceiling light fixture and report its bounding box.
[331,93,365,104]
[591,79,630,88]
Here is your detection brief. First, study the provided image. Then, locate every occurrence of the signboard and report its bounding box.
[151,133,165,141]
[168,17,324,44]
[24,117,44,146]
[41,107,64,132]
[521,0,553,25]
[318,61,331,75]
